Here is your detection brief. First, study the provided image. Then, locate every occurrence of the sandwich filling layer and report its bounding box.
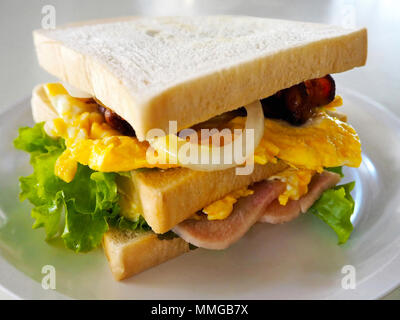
[42,83,361,185]
[41,81,360,220]
[15,76,361,252]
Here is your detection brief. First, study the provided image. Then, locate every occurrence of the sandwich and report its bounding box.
[14,16,367,280]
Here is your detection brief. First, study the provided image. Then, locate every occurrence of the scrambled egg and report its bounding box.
[230,111,361,173]
[268,168,314,205]
[44,83,176,182]
[321,95,343,111]
[203,187,254,220]
[43,83,361,221]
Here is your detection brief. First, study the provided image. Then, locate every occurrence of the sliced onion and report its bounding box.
[61,82,93,98]
[149,100,265,171]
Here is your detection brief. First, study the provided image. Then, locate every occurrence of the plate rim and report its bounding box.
[0,88,400,300]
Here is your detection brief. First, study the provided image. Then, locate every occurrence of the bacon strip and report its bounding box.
[261,75,336,125]
[259,171,341,224]
[96,101,136,136]
[173,180,286,250]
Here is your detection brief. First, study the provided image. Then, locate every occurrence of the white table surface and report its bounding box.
[0,0,399,300]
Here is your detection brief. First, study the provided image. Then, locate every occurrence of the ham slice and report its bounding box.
[173,180,286,250]
[259,171,341,224]
[173,171,340,250]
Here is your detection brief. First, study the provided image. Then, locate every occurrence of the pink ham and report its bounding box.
[259,171,341,224]
[173,180,286,250]
[173,171,340,250]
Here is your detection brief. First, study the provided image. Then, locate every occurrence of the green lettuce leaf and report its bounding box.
[62,198,109,252]
[109,215,150,231]
[325,166,344,177]
[309,181,355,244]
[14,122,65,155]
[14,122,149,252]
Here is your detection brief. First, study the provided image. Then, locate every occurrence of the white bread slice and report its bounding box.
[31,84,288,233]
[31,84,58,122]
[33,16,367,141]
[102,229,190,280]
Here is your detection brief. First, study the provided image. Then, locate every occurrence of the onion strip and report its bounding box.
[149,100,265,171]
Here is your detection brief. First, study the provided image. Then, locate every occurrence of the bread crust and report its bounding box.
[33,16,367,141]
[103,229,189,280]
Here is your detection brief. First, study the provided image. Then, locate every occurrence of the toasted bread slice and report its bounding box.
[130,162,287,233]
[33,16,367,140]
[103,228,189,280]
[32,84,288,233]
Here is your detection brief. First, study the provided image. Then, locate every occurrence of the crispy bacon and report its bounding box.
[96,100,136,137]
[305,75,336,107]
[261,75,336,125]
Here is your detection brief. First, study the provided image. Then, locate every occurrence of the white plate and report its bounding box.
[0,88,399,300]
